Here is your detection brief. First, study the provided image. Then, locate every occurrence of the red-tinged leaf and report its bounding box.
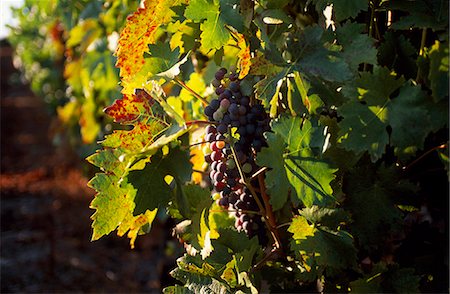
[115,0,187,81]
[102,122,169,153]
[104,89,157,124]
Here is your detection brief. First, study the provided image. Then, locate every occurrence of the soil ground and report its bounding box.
[1,45,179,293]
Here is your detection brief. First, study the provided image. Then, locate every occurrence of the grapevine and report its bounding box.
[10,0,449,292]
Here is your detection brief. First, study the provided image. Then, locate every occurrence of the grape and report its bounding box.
[210,99,220,110]
[217,123,228,134]
[206,133,215,142]
[215,181,226,191]
[238,105,247,115]
[229,73,238,81]
[214,172,224,182]
[213,110,224,121]
[246,124,256,135]
[211,151,222,161]
[226,158,236,169]
[204,106,214,117]
[230,113,239,122]
[232,91,242,100]
[242,162,252,174]
[252,139,263,152]
[239,116,247,125]
[219,197,229,207]
[220,99,230,109]
[215,70,225,81]
[206,125,216,134]
[229,81,240,92]
[215,86,225,95]
[217,161,227,173]
[203,67,271,245]
[240,96,250,106]
[228,103,239,114]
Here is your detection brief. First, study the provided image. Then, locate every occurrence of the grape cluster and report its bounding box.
[203,67,270,243]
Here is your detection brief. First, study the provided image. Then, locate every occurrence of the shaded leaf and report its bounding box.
[257,116,337,209]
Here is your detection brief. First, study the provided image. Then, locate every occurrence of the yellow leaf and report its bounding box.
[190,147,205,184]
[235,32,251,79]
[115,0,187,91]
[57,100,79,124]
[80,97,100,144]
[117,209,158,249]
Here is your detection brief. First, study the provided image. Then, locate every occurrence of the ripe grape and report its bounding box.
[203,67,271,245]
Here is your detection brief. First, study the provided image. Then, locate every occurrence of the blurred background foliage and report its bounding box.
[8,0,138,156]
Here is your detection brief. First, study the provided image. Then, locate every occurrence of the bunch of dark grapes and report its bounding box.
[203,67,270,244]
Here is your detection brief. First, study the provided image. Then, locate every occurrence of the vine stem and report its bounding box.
[173,77,209,106]
[258,173,282,250]
[416,28,428,81]
[403,142,447,172]
[364,1,377,71]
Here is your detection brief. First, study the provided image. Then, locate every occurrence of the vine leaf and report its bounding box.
[343,164,403,248]
[88,174,136,241]
[313,0,368,21]
[389,0,448,30]
[115,0,186,92]
[288,215,357,274]
[339,68,434,160]
[184,0,230,50]
[257,116,337,210]
[428,41,449,102]
[234,32,251,79]
[128,146,192,215]
[335,22,377,72]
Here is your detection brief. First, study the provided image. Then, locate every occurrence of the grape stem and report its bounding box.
[192,169,208,175]
[186,120,218,126]
[403,142,448,172]
[251,247,280,272]
[209,208,262,215]
[173,77,209,106]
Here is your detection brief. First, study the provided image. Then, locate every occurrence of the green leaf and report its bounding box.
[343,164,402,249]
[257,116,337,209]
[341,67,406,105]
[314,0,368,21]
[377,32,417,79]
[288,215,357,272]
[338,100,389,162]
[291,26,352,83]
[143,43,189,80]
[336,22,377,72]
[169,254,230,293]
[428,41,449,102]
[88,174,136,240]
[339,70,434,160]
[287,71,324,116]
[338,67,406,161]
[184,0,229,50]
[299,206,351,229]
[390,0,448,30]
[86,148,128,176]
[128,147,192,215]
[389,83,432,157]
[219,0,245,32]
